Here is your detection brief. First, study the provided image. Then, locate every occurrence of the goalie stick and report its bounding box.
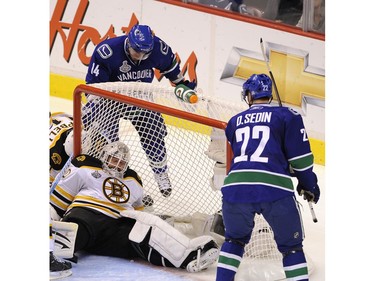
[260,38,282,107]
[50,154,73,195]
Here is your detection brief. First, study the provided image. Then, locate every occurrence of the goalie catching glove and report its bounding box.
[297,182,320,203]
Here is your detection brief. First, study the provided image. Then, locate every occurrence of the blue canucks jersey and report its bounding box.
[222,103,317,203]
[86,35,183,84]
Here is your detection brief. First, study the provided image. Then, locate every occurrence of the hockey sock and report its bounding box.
[283,250,308,280]
[216,240,244,281]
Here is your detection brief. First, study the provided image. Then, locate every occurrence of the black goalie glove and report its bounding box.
[297,182,320,204]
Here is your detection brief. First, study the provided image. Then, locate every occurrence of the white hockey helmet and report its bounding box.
[100,141,130,177]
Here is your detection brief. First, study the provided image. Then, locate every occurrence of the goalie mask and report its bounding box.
[126,25,154,62]
[242,74,273,106]
[100,141,130,178]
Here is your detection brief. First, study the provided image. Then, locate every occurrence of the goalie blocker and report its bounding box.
[121,210,220,272]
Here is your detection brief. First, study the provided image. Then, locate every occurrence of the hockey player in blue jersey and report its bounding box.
[84,24,196,198]
[215,74,320,281]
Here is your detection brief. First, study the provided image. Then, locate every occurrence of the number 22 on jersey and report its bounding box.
[233,125,270,164]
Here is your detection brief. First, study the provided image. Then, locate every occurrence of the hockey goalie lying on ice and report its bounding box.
[50,141,219,273]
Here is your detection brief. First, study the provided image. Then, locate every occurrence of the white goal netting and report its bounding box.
[72,81,310,280]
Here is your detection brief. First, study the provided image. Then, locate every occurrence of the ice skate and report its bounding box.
[186,240,219,272]
[50,251,72,280]
[154,172,172,197]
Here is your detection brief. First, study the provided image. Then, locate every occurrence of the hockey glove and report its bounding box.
[297,182,320,203]
[177,79,197,91]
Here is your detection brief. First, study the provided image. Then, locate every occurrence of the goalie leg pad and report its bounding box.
[190,212,214,236]
[189,211,225,245]
[125,210,216,268]
[52,221,78,259]
[205,128,226,164]
[209,162,227,191]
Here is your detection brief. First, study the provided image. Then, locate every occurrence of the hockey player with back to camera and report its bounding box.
[83,24,197,198]
[50,141,219,273]
[215,74,320,281]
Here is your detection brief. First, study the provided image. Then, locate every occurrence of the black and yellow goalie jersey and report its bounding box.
[50,154,145,219]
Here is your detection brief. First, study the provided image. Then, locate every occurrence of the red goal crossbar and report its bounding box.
[73,84,232,170]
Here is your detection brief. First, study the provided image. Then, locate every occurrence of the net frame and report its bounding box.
[73,83,229,160]
[71,82,310,280]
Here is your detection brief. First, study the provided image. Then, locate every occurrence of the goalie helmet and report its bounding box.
[126,25,154,61]
[242,74,273,105]
[100,141,130,178]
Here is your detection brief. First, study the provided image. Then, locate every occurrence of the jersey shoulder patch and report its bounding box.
[72,154,102,169]
[155,37,170,55]
[287,107,301,116]
[96,43,113,59]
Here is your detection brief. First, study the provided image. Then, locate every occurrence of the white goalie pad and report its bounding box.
[205,128,226,164]
[189,212,214,236]
[209,162,227,191]
[121,210,215,268]
[52,221,78,259]
[172,212,213,237]
[174,212,225,245]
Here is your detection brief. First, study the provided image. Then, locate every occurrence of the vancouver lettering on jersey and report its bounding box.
[236,112,272,126]
[117,69,153,81]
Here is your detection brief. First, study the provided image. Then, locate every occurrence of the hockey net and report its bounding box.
[72,82,293,280]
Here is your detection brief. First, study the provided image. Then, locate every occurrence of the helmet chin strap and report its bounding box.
[129,50,151,66]
[124,38,151,65]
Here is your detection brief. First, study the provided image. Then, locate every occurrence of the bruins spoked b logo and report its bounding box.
[102,177,130,203]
